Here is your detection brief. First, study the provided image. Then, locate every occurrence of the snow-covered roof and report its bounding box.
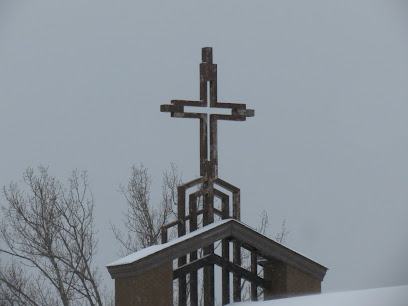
[107,219,327,280]
[232,285,408,306]
[107,219,231,266]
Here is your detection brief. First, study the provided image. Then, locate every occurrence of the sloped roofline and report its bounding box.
[107,219,327,281]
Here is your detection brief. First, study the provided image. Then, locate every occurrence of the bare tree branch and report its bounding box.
[275,218,290,245]
[0,166,104,305]
[111,163,181,256]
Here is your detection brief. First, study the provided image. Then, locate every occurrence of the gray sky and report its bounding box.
[1,0,407,294]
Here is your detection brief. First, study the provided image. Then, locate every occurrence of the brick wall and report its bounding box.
[264,261,321,300]
[115,262,173,306]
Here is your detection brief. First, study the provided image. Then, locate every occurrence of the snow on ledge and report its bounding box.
[231,285,408,306]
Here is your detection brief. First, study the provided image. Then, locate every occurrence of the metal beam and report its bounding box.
[173,253,270,290]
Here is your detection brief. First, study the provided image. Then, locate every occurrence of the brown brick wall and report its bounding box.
[115,262,173,306]
[286,264,321,297]
[264,262,321,300]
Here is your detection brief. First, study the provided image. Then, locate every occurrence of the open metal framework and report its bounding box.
[160,47,255,305]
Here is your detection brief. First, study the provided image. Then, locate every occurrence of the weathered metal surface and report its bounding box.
[160,47,254,305]
[222,239,230,305]
[233,241,242,302]
[189,195,198,306]
[251,252,258,301]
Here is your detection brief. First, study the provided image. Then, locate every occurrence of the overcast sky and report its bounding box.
[1,0,407,294]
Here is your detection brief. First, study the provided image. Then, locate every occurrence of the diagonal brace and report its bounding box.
[173,253,270,289]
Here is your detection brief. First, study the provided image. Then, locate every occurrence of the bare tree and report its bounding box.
[111,163,181,255]
[0,259,59,306]
[275,218,290,245]
[0,167,105,306]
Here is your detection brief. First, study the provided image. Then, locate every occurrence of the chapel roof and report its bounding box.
[107,219,327,280]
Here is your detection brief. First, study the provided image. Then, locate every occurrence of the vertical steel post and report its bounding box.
[251,252,258,301]
[189,194,198,306]
[221,196,230,305]
[178,186,186,306]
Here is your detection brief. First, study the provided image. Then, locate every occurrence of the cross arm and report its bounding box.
[161,100,254,119]
[160,99,205,112]
[233,108,255,117]
[210,101,255,119]
[160,99,207,118]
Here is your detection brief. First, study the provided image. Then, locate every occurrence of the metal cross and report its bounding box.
[161,47,254,305]
[160,47,254,179]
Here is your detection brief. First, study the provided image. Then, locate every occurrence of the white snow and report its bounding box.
[231,285,408,306]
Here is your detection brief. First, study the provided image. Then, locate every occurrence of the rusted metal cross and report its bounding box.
[160,47,254,179]
[161,47,255,305]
